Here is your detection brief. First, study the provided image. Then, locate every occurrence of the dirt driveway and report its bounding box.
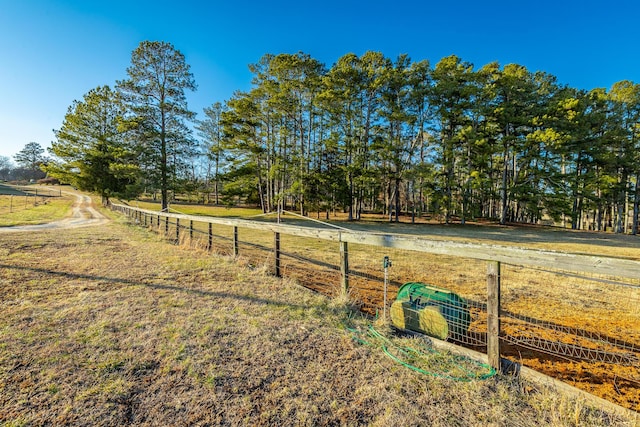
[0,192,108,233]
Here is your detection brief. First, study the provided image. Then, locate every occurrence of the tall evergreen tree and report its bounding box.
[221,89,267,209]
[429,55,475,223]
[482,63,541,224]
[321,51,389,220]
[377,54,418,222]
[47,86,139,204]
[14,142,47,175]
[117,41,197,211]
[197,102,228,204]
[608,80,640,233]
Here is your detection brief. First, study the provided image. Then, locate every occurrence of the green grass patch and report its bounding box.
[0,194,75,226]
[127,199,264,218]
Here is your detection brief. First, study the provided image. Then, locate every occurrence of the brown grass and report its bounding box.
[0,219,636,426]
[119,206,640,410]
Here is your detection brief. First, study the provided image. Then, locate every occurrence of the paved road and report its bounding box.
[0,192,109,233]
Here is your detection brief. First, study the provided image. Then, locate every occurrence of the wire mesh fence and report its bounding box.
[277,233,343,297]
[500,263,640,409]
[501,264,640,362]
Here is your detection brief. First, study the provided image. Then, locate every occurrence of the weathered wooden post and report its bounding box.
[487,260,501,373]
[208,223,212,251]
[274,232,281,277]
[164,216,169,236]
[340,241,349,296]
[233,226,239,257]
[176,218,180,243]
[189,220,193,244]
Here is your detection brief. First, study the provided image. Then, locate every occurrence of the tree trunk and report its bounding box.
[633,173,640,235]
[394,177,401,223]
[161,113,168,212]
[500,148,509,225]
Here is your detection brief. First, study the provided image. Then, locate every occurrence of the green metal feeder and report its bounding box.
[391,282,471,340]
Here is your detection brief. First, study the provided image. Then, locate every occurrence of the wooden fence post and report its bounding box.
[233,226,239,257]
[176,218,180,243]
[189,220,193,244]
[340,241,349,295]
[208,223,212,251]
[164,216,169,236]
[487,260,501,373]
[274,232,281,277]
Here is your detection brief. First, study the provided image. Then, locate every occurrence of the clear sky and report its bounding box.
[1,0,639,160]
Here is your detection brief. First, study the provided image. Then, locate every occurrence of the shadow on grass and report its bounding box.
[0,263,311,311]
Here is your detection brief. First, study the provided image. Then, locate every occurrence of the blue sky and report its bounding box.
[1,0,639,160]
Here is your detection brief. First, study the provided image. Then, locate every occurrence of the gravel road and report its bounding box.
[0,192,108,233]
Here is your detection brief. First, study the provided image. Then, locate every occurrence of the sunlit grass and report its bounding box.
[0,194,75,226]
[127,199,264,218]
[0,220,632,425]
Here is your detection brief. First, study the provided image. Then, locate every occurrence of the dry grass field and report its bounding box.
[1,213,637,425]
[118,200,640,411]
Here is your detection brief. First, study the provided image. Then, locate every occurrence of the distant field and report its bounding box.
[127,199,640,260]
[0,218,633,425]
[128,199,264,218]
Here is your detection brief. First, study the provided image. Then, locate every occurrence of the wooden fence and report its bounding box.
[110,202,640,375]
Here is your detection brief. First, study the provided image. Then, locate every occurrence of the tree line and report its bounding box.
[44,41,640,234]
[1,142,48,182]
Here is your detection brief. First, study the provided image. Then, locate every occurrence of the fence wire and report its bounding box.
[0,193,57,216]
[500,262,640,407]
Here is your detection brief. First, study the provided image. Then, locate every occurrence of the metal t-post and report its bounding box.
[383,256,392,320]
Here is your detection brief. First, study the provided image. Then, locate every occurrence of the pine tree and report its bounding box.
[117,41,197,211]
[47,86,139,204]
